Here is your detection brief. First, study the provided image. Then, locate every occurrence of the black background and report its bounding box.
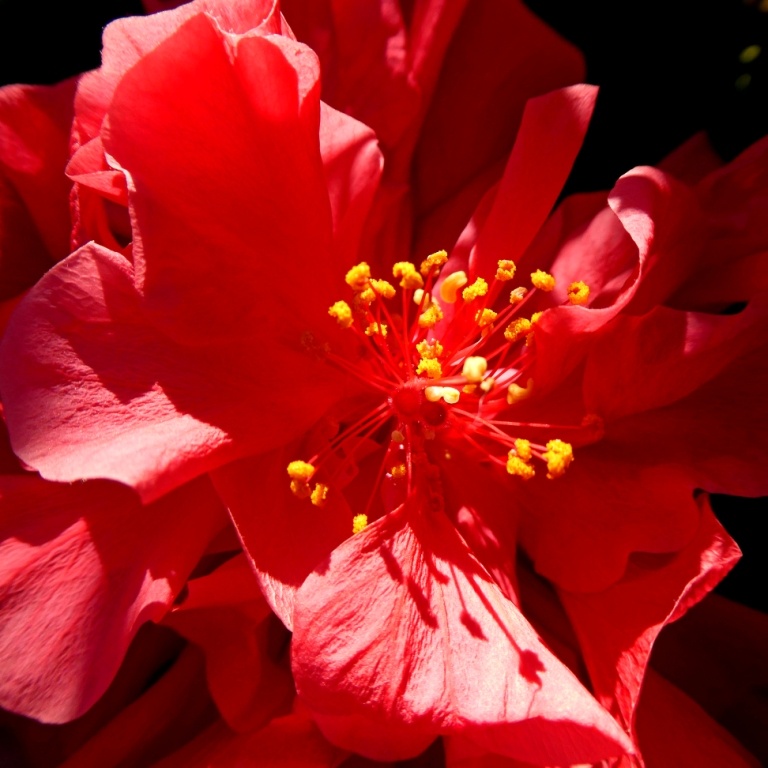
[1,0,766,611]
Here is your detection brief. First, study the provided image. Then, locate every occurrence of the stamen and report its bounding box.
[420,249,448,277]
[542,439,574,478]
[311,483,329,507]
[352,514,368,534]
[287,461,315,482]
[531,270,555,291]
[328,300,354,328]
[509,286,528,303]
[416,358,443,379]
[393,262,424,290]
[504,317,532,343]
[346,262,371,291]
[496,259,517,281]
[462,356,488,383]
[440,271,468,303]
[567,281,590,305]
[462,278,489,302]
[507,378,534,405]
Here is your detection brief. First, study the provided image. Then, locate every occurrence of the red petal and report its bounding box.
[150,713,346,768]
[62,645,217,768]
[0,474,225,722]
[0,243,345,500]
[652,594,768,763]
[292,506,632,764]
[104,15,341,346]
[583,301,768,422]
[213,450,354,629]
[414,3,585,220]
[558,495,740,735]
[633,671,760,768]
[468,85,597,279]
[518,450,701,593]
[0,80,76,297]
[165,555,294,732]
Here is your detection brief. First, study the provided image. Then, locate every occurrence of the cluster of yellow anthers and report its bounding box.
[286,461,329,507]
[290,251,591,532]
[506,438,574,481]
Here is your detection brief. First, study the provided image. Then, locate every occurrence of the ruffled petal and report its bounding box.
[103,14,339,345]
[0,243,345,500]
[518,449,701,593]
[0,79,76,297]
[414,2,585,219]
[558,495,740,736]
[0,474,225,722]
[292,506,633,764]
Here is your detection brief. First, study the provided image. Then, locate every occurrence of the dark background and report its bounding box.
[0,0,766,611]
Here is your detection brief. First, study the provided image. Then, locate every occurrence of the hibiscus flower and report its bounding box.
[0,1,767,766]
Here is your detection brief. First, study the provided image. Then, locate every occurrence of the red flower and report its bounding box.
[1,1,767,765]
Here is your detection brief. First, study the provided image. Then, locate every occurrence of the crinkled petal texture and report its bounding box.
[0,474,225,722]
[292,506,633,764]
[0,14,381,500]
[0,244,339,501]
[0,79,76,298]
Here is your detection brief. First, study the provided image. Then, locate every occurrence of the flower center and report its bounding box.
[289,251,599,532]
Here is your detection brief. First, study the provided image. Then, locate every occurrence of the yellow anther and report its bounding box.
[531,269,555,291]
[419,301,444,329]
[416,339,443,359]
[462,356,488,383]
[462,277,488,302]
[393,262,424,290]
[439,270,468,303]
[371,279,396,299]
[345,262,371,291]
[475,308,497,329]
[352,292,373,311]
[442,387,460,404]
[425,386,460,404]
[365,321,388,337]
[512,438,532,461]
[507,378,534,405]
[352,514,368,534]
[462,384,477,395]
[543,439,574,479]
[287,460,315,482]
[504,317,532,343]
[358,286,376,304]
[311,483,329,507]
[506,455,535,480]
[391,463,406,479]
[420,249,448,276]
[509,286,528,303]
[290,480,312,499]
[417,358,443,379]
[531,311,544,324]
[392,430,405,443]
[496,259,517,281]
[479,377,495,394]
[328,300,353,329]
[567,281,590,305]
